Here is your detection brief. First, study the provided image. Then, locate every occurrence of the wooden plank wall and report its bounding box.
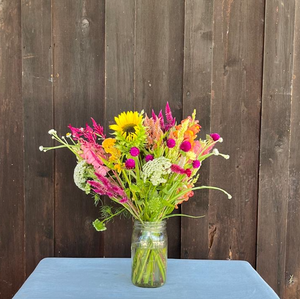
[104,0,135,257]
[52,0,105,258]
[0,1,24,298]
[22,0,54,277]
[257,0,300,298]
[0,1,300,298]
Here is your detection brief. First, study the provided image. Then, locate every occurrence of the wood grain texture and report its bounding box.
[103,0,135,257]
[285,4,300,297]
[0,1,24,298]
[2,2,300,298]
[209,0,264,265]
[135,0,185,258]
[257,1,295,297]
[53,0,105,257]
[22,0,54,277]
[181,0,214,259]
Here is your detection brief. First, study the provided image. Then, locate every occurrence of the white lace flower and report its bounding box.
[48,129,57,135]
[73,160,88,191]
[142,157,171,186]
[213,148,230,159]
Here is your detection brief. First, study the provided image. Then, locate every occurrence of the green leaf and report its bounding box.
[93,194,101,205]
[85,183,91,195]
[161,199,174,208]
[206,134,213,142]
[148,197,162,215]
[100,205,113,218]
[92,219,107,232]
[130,184,141,193]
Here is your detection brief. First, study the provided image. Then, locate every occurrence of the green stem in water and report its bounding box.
[136,249,151,284]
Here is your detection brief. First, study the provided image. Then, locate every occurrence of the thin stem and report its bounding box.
[162,213,205,220]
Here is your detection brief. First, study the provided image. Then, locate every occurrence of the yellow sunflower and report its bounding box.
[110,111,143,142]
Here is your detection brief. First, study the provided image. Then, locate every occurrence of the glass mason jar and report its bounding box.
[131,220,168,288]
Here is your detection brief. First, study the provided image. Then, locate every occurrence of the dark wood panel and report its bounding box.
[135,0,185,258]
[0,1,24,298]
[257,1,295,297]
[285,4,300,298]
[181,0,214,259]
[1,2,299,298]
[53,0,105,257]
[22,0,54,277]
[285,5,300,296]
[209,0,264,265]
[103,0,135,257]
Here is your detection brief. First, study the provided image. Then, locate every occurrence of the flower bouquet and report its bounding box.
[40,103,230,288]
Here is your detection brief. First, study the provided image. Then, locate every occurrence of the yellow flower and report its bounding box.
[102,138,116,152]
[114,163,122,173]
[110,111,143,142]
[186,151,196,161]
[109,151,121,162]
[102,138,121,161]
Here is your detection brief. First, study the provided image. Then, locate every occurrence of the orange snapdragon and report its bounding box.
[102,138,121,162]
[175,183,194,209]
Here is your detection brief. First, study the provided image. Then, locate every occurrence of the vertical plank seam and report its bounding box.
[103,0,107,258]
[180,0,186,259]
[255,0,267,271]
[104,0,107,126]
[284,1,298,296]
[181,0,185,121]
[20,0,26,281]
[133,0,137,111]
[209,0,215,259]
[51,0,56,257]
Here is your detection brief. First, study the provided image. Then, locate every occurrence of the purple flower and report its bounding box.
[167,138,176,148]
[165,102,176,131]
[180,141,191,152]
[152,109,158,121]
[120,197,128,204]
[185,169,192,177]
[210,133,220,141]
[158,110,165,130]
[193,160,201,168]
[165,102,173,123]
[88,174,127,202]
[171,164,191,177]
[91,117,105,138]
[145,154,154,162]
[130,147,140,157]
[125,159,135,169]
[171,164,186,175]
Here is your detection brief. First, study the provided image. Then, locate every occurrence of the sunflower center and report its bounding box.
[123,123,136,135]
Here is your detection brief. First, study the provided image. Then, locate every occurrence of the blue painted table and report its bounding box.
[13,258,279,299]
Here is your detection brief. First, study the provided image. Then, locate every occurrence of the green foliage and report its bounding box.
[93,219,107,231]
[148,197,162,216]
[93,194,101,206]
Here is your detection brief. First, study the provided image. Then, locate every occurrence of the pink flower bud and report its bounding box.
[193,160,201,168]
[210,133,220,141]
[130,147,140,157]
[167,138,176,148]
[125,159,135,169]
[180,141,191,152]
[145,154,154,162]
